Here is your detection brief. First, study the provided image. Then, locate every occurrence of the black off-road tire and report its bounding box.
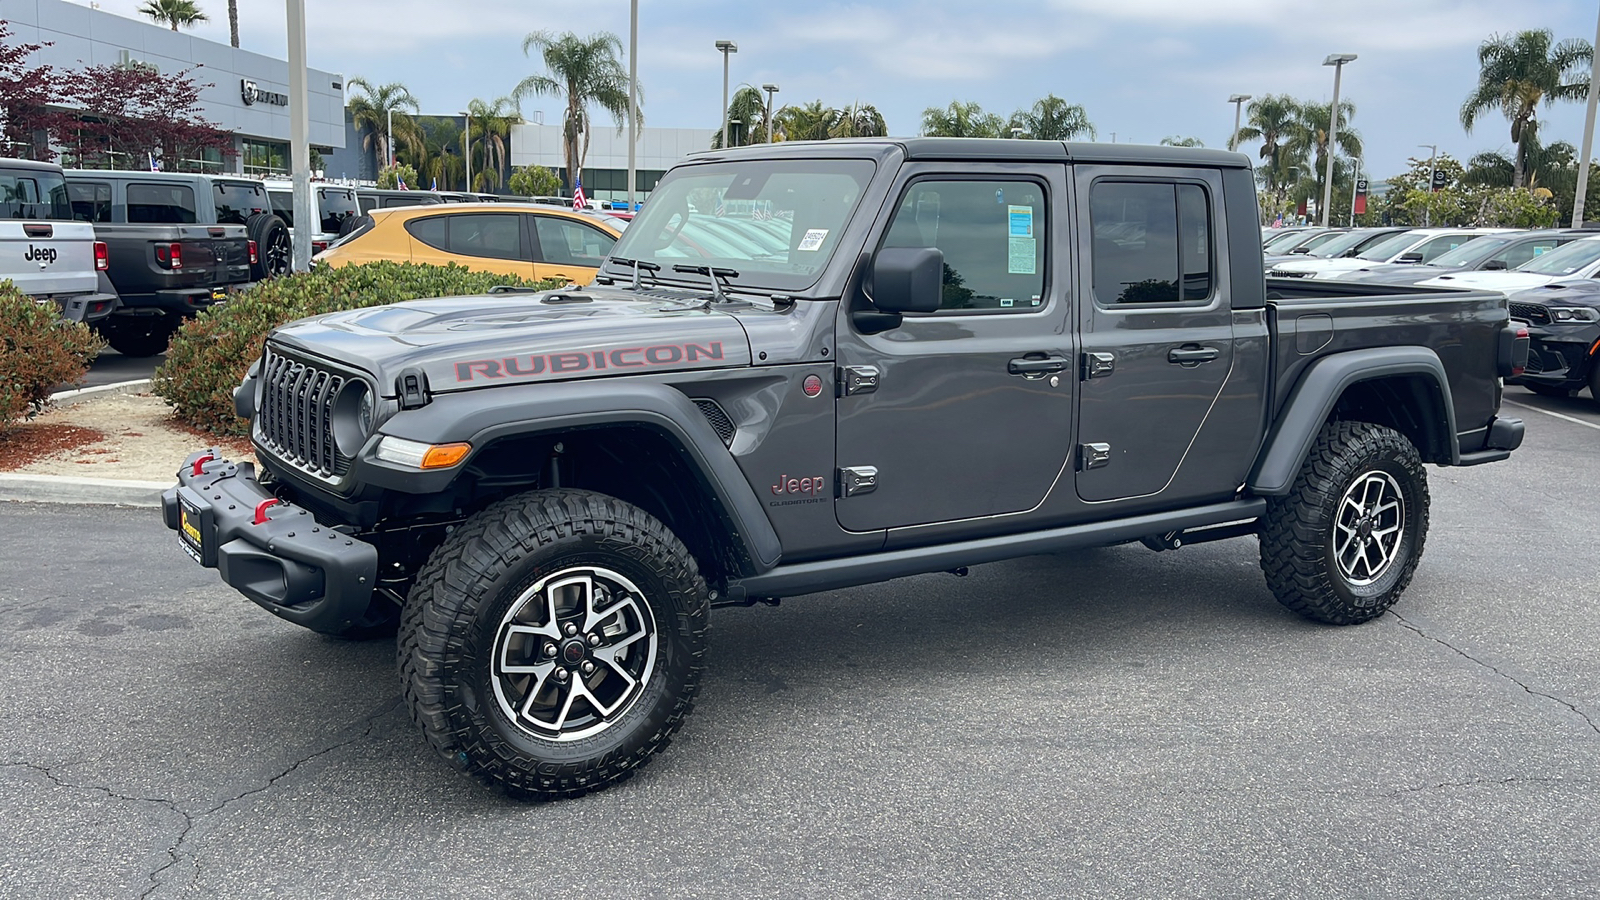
[336,214,361,238]
[1259,420,1429,625]
[398,489,708,799]
[98,315,177,358]
[246,213,291,280]
[1524,383,1573,398]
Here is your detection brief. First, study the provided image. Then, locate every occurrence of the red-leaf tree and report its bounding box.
[60,62,235,170]
[0,20,69,160]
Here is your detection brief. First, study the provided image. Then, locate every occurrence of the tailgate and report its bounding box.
[0,220,97,296]
[175,225,251,286]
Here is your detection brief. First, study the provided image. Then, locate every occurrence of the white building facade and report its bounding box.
[509,123,715,202]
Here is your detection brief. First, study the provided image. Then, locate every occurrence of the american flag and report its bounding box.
[713,194,726,218]
[398,176,409,190]
[572,181,586,210]
[752,200,773,221]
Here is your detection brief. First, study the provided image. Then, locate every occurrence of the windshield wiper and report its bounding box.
[672,264,740,304]
[611,257,661,291]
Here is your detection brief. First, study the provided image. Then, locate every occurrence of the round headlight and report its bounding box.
[331,381,372,456]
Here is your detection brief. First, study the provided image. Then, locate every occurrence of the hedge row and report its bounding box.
[154,262,555,437]
[0,283,103,431]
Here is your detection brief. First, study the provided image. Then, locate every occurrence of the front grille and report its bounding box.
[257,347,353,479]
[693,398,735,446]
[1509,302,1551,325]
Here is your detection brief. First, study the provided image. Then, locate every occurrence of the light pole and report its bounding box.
[285,0,311,271]
[1319,53,1356,227]
[715,40,737,149]
[461,111,471,192]
[386,107,394,168]
[1419,143,1438,227]
[627,0,638,210]
[1574,1,1600,226]
[761,83,779,143]
[1227,93,1251,151]
[1010,126,1025,139]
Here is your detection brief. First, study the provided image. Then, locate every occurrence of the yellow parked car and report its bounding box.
[315,202,621,284]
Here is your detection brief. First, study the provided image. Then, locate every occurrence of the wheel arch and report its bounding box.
[1250,347,1457,496]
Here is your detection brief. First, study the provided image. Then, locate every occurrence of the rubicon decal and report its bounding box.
[454,341,725,382]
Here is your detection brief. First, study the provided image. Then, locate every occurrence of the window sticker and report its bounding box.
[1000,298,1014,307]
[797,228,828,251]
[1008,205,1033,238]
[1008,236,1036,274]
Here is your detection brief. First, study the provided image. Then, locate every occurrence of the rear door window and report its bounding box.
[1494,239,1561,270]
[127,183,197,224]
[67,181,112,223]
[532,216,616,267]
[0,169,72,220]
[214,180,267,225]
[318,188,359,234]
[268,190,293,227]
[448,213,523,260]
[1090,180,1214,304]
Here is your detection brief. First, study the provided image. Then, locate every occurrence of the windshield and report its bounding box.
[605,158,875,291]
[1515,238,1600,275]
[1355,231,1428,262]
[0,167,71,220]
[1263,230,1313,251]
[1427,235,1509,268]
[1306,230,1378,258]
[214,180,268,226]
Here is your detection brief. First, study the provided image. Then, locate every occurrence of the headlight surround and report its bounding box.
[330,380,373,455]
[1549,306,1600,323]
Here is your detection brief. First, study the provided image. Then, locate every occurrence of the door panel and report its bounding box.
[834,166,1076,533]
[528,214,614,285]
[1075,169,1235,503]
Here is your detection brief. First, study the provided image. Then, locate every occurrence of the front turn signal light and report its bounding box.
[375,436,472,469]
[420,443,472,469]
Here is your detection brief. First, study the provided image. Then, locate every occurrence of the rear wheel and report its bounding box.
[97,315,177,358]
[399,489,708,799]
[247,213,291,280]
[1260,420,1429,625]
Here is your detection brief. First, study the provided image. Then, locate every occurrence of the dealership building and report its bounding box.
[507,123,716,203]
[7,0,345,174]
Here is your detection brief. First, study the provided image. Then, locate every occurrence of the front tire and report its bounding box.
[1260,420,1429,625]
[399,489,708,799]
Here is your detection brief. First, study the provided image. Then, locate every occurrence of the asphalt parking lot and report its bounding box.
[1,388,1597,899]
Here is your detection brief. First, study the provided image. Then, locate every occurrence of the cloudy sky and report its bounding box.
[81,0,1600,177]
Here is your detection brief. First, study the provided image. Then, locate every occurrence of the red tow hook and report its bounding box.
[252,498,280,525]
[191,453,215,476]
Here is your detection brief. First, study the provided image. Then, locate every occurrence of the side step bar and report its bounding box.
[726,498,1267,601]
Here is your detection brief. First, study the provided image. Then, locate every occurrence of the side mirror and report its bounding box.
[1482,259,1509,271]
[1397,251,1425,264]
[872,247,943,313]
[1290,246,1312,254]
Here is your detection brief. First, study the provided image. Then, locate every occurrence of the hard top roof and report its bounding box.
[688,137,1252,169]
[0,158,64,173]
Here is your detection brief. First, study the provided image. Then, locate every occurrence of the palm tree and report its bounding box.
[921,101,1004,138]
[711,86,770,148]
[1160,136,1204,147]
[514,30,639,194]
[829,103,887,138]
[138,0,207,31]
[1232,94,1303,205]
[346,78,419,178]
[227,0,238,47]
[1461,29,1593,189]
[463,97,519,191]
[400,116,466,192]
[1289,100,1362,216]
[1010,95,1096,140]
[774,101,838,142]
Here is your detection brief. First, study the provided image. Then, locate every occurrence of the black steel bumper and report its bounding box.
[51,292,119,323]
[161,449,378,635]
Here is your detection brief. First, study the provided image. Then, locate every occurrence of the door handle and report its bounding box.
[1008,356,1070,377]
[1168,346,1220,365]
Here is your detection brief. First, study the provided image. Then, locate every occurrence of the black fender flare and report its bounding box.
[1248,346,1457,496]
[363,380,783,573]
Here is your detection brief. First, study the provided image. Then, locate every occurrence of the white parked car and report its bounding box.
[1268,228,1509,280]
[1417,234,1600,292]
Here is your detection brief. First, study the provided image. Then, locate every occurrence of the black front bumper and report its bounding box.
[1508,322,1599,390]
[161,449,379,635]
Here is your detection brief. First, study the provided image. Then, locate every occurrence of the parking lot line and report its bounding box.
[1502,398,1600,432]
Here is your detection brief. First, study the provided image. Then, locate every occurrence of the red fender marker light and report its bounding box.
[802,374,824,397]
[252,498,281,524]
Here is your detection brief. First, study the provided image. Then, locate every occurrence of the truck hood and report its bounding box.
[268,291,754,396]
[1417,271,1554,291]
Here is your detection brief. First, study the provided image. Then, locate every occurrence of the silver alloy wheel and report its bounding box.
[1333,470,1405,586]
[491,566,658,742]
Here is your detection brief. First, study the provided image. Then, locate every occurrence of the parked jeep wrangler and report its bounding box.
[166,139,1527,799]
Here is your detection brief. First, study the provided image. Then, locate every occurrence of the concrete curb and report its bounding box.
[0,473,172,508]
[49,378,153,408]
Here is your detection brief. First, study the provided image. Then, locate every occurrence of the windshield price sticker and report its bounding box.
[797,228,828,252]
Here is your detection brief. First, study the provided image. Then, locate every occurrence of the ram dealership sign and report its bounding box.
[240,79,288,107]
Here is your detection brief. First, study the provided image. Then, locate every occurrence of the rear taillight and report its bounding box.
[93,241,108,271]
[1512,326,1529,376]
[311,240,329,254]
[248,239,259,265]
[155,242,183,268]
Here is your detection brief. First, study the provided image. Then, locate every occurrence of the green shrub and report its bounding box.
[154,261,556,437]
[509,165,561,198]
[0,282,103,431]
[376,162,420,191]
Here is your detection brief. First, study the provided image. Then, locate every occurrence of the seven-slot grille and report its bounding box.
[257,347,353,479]
[1509,302,1551,325]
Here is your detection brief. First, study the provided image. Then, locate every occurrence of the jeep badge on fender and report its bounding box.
[165,137,1526,802]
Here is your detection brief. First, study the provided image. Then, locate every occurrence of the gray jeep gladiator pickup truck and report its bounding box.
[164,139,1527,799]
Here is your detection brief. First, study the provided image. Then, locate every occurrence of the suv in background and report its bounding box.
[0,158,115,323]
[1505,279,1600,404]
[1270,228,1508,279]
[1344,230,1585,286]
[355,188,444,214]
[263,181,361,254]
[65,171,260,356]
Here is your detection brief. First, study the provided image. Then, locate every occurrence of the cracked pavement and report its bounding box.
[1,386,1598,898]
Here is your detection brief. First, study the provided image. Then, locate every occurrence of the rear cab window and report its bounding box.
[0,167,72,220]
[318,188,359,234]
[127,183,197,224]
